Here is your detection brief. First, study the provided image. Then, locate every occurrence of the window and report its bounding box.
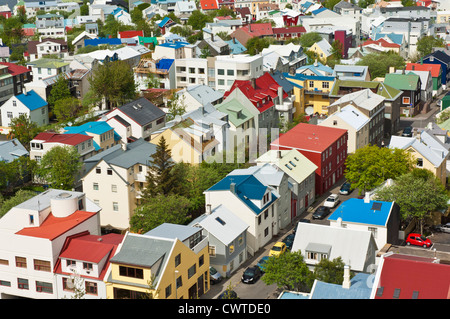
[217,69,224,75]
[113,202,119,211]
[7,111,12,118]
[176,275,183,289]
[402,97,411,105]
[36,281,53,294]
[18,278,29,290]
[199,255,204,267]
[218,79,225,85]
[322,82,329,89]
[15,257,27,268]
[83,262,93,271]
[188,264,196,279]
[417,158,423,167]
[227,69,234,76]
[0,280,11,287]
[96,167,101,174]
[66,259,76,267]
[119,266,144,279]
[165,284,172,298]
[0,259,8,266]
[175,254,181,267]
[34,259,51,272]
[393,288,401,299]
[93,183,99,190]
[309,81,314,88]
[107,168,113,175]
[208,245,216,257]
[264,227,269,237]
[12,100,16,107]
[29,214,34,225]
[85,281,98,295]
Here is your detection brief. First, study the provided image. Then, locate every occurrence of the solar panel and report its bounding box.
[371,202,382,211]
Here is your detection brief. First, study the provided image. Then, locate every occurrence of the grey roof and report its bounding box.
[144,223,201,242]
[117,97,165,126]
[0,138,28,163]
[270,70,294,94]
[182,84,224,105]
[16,189,84,211]
[334,0,361,10]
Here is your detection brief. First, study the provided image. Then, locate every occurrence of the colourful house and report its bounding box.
[406,62,442,96]
[105,224,210,299]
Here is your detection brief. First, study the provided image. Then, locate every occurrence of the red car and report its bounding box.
[405,233,432,248]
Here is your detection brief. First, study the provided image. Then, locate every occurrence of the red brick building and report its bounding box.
[271,123,348,196]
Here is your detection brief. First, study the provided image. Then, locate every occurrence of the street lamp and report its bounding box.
[174,269,179,299]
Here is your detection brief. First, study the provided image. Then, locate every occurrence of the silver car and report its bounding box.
[435,223,450,233]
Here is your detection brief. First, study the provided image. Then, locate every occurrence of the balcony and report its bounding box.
[305,88,330,96]
[191,235,208,254]
[134,172,146,183]
[275,96,294,112]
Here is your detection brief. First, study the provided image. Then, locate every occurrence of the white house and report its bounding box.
[0,90,48,127]
[176,84,224,113]
[175,58,209,89]
[0,189,101,299]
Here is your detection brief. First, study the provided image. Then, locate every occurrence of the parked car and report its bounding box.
[293,219,310,234]
[282,234,295,250]
[218,289,239,299]
[339,182,352,195]
[405,233,433,248]
[434,223,450,233]
[241,266,262,284]
[269,242,287,257]
[324,194,340,208]
[312,205,331,220]
[257,256,270,273]
[402,126,413,137]
[209,266,222,285]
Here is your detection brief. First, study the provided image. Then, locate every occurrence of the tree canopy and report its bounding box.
[7,114,42,151]
[416,35,446,59]
[356,51,405,80]
[298,32,322,48]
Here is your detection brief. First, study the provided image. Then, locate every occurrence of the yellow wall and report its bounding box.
[150,129,201,164]
[407,147,447,186]
[106,239,210,299]
[308,43,330,63]
[286,77,334,115]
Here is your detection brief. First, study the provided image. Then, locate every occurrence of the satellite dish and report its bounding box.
[305,106,314,115]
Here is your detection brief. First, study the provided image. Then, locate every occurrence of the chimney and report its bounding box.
[364,192,371,203]
[206,204,212,215]
[251,78,256,89]
[389,66,395,74]
[342,265,351,289]
[277,150,281,158]
[230,182,236,194]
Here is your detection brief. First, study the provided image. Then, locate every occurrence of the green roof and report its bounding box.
[27,58,69,69]
[215,98,253,128]
[384,73,420,91]
[330,79,401,101]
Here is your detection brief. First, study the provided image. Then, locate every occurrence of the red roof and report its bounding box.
[375,254,450,299]
[33,132,92,146]
[271,123,347,153]
[362,38,400,49]
[119,30,144,38]
[0,62,30,76]
[272,26,306,34]
[223,73,287,113]
[201,0,219,10]
[239,23,274,37]
[406,62,441,78]
[16,211,97,240]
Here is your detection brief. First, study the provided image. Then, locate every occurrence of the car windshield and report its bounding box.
[210,267,217,275]
[272,246,282,251]
[420,235,427,241]
[326,198,335,202]
[244,268,255,276]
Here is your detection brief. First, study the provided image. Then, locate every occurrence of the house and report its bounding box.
[308,39,333,63]
[197,31,230,56]
[327,89,385,147]
[383,72,421,117]
[134,57,176,90]
[81,139,158,232]
[329,79,402,136]
[328,197,401,252]
[62,121,121,152]
[0,64,14,107]
[105,223,209,299]
[101,97,166,143]
[397,70,432,104]
[255,149,317,221]
[371,253,450,299]
[229,23,273,47]
[0,89,48,127]
[291,222,378,272]
[389,131,448,186]
[360,38,401,57]
[261,43,307,71]
[189,204,249,277]
[0,62,32,97]
[0,189,101,299]
[204,169,280,255]
[30,132,95,163]
[174,58,208,89]
[35,13,65,39]
[422,50,450,89]
[152,41,195,61]
[319,104,369,153]
[176,84,224,113]
[0,138,29,163]
[406,62,443,96]
[0,5,12,18]
[54,232,123,299]
[271,123,348,196]
[200,0,219,12]
[26,58,70,81]
[225,38,247,55]
[111,7,132,26]
[157,16,176,35]
[296,61,333,77]
[315,26,353,59]
[283,72,335,116]
[26,38,69,62]
[332,65,370,82]
[309,271,373,299]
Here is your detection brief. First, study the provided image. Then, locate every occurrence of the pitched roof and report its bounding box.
[374,253,450,299]
[0,138,28,163]
[15,89,48,111]
[310,273,372,299]
[118,30,144,38]
[324,105,369,131]
[406,62,441,78]
[63,121,115,136]
[271,123,348,153]
[200,0,219,10]
[330,88,385,111]
[362,38,400,49]
[215,96,254,127]
[237,23,274,37]
[383,73,420,91]
[0,62,31,76]
[272,26,306,35]
[113,97,165,126]
[33,132,92,146]
[423,50,450,64]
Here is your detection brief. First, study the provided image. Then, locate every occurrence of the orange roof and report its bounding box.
[362,38,400,49]
[406,63,441,78]
[200,0,218,10]
[16,211,97,240]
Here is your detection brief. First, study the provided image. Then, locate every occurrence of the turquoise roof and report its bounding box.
[64,121,114,136]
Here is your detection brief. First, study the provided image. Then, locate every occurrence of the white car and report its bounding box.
[435,223,450,233]
[324,194,340,208]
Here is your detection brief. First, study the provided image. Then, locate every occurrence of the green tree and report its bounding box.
[262,251,314,292]
[374,169,449,234]
[142,136,178,199]
[344,145,414,195]
[35,145,82,190]
[47,74,72,107]
[87,60,137,109]
[7,114,42,151]
[130,194,192,233]
[322,0,341,9]
[313,257,351,285]
[53,97,90,123]
[298,32,322,48]
[0,189,37,218]
[187,10,213,30]
[358,0,375,8]
[166,93,186,121]
[0,16,25,47]
[245,37,275,55]
[356,51,405,80]
[416,35,446,58]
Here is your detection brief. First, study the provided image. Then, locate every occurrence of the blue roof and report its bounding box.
[225,39,247,54]
[207,174,278,215]
[84,38,122,47]
[310,273,372,299]
[156,58,174,71]
[16,90,47,111]
[297,62,333,76]
[158,41,190,49]
[158,16,173,28]
[64,121,115,136]
[374,33,403,45]
[328,198,394,227]
[282,72,335,82]
[311,7,327,15]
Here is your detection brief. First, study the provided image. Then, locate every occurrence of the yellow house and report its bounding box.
[283,72,335,116]
[105,225,210,299]
[150,118,220,164]
[308,39,333,64]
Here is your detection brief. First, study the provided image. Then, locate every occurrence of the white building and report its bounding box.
[0,189,101,299]
[0,90,48,127]
[175,58,209,88]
